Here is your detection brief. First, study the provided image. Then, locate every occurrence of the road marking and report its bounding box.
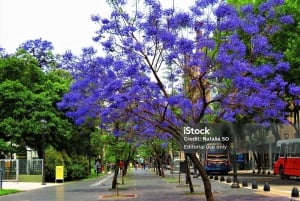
[90,173,114,187]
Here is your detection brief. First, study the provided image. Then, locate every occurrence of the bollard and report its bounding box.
[220,176,225,182]
[263,181,270,191]
[242,180,248,187]
[252,180,258,190]
[214,175,219,180]
[291,187,299,201]
[226,177,232,183]
[210,174,213,179]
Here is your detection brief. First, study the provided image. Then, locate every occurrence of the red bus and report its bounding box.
[273,138,300,179]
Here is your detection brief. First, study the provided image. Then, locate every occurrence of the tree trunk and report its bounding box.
[156,160,162,176]
[253,152,261,173]
[123,160,129,176]
[186,152,214,201]
[112,161,120,189]
[161,164,165,177]
[185,155,194,193]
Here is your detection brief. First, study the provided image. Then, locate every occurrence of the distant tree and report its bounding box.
[19,38,58,71]
[0,49,73,158]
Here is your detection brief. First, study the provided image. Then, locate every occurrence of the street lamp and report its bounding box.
[40,119,47,185]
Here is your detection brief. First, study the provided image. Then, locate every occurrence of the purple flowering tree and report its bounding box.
[58,0,300,200]
[19,38,57,71]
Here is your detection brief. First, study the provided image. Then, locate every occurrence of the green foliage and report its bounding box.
[227,0,300,85]
[0,50,75,158]
[68,155,89,180]
[272,1,300,85]
[45,146,64,181]
[0,138,15,157]
[0,53,43,87]
[61,150,73,180]
[44,146,89,181]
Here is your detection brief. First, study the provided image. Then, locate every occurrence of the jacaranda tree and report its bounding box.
[58,0,300,200]
[19,38,58,71]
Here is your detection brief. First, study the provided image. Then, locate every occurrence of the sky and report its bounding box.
[0,0,110,54]
[0,0,192,55]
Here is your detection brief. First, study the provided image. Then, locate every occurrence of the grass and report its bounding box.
[0,189,20,196]
[18,174,42,182]
[0,175,35,197]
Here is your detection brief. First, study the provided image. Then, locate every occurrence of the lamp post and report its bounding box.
[40,119,47,185]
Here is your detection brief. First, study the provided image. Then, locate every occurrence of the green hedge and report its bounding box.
[45,147,89,181]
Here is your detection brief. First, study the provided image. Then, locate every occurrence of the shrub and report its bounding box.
[44,147,89,181]
[68,155,89,180]
[45,146,64,181]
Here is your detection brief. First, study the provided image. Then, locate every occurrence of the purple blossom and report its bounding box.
[280,15,294,24]
[251,64,273,78]
[218,16,240,31]
[267,25,281,34]
[214,4,237,18]
[240,4,253,14]
[258,2,272,13]
[289,84,300,96]
[163,8,174,16]
[57,0,298,144]
[276,62,290,72]
[158,29,176,48]
[168,95,180,106]
[101,18,110,24]
[176,38,194,54]
[101,39,114,50]
[169,12,191,28]
[91,15,100,22]
[195,0,218,8]
[251,35,271,55]
[270,0,284,6]
[267,9,276,19]
[294,100,300,106]
[240,14,260,35]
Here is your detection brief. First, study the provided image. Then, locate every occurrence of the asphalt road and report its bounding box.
[0,169,298,201]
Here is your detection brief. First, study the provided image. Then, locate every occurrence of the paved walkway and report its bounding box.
[97,169,291,201]
[1,169,294,201]
[1,181,61,191]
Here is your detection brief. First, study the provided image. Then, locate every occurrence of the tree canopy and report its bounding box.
[58,0,300,200]
[0,43,74,158]
[59,0,299,136]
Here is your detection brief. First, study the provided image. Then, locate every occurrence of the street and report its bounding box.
[0,169,298,201]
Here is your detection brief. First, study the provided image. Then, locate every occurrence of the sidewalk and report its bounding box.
[97,168,291,201]
[1,169,293,200]
[1,181,61,191]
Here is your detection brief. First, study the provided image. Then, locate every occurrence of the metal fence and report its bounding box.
[0,159,43,181]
